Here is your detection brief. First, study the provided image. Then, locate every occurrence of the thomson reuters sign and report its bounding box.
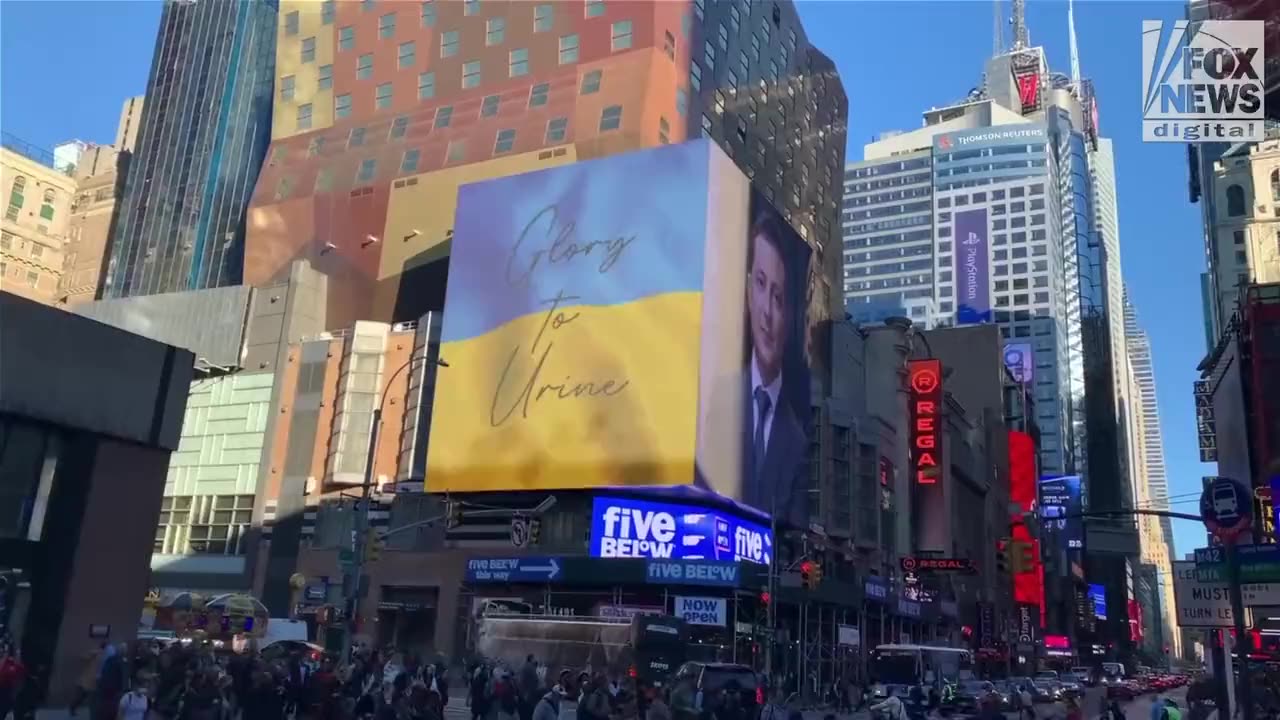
[934,125,1047,150]
[908,359,943,485]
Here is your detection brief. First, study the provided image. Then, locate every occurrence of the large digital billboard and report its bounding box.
[589,496,772,565]
[1039,475,1084,550]
[426,141,813,523]
[954,209,991,325]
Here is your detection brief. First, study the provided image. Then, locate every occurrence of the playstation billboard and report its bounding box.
[589,496,772,565]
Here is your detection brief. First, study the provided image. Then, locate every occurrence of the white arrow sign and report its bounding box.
[522,558,560,579]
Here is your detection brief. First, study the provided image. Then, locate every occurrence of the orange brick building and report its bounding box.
[246,0,846,330]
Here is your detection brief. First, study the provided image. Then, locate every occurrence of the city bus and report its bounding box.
[870,644,975,689]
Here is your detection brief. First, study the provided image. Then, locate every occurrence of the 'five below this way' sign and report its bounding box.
[1173,561,1253,628]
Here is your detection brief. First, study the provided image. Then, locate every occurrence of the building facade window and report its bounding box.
[464,0,480,16]
[284,11,299,35]
[349,127,366,147]
[420,1,436,27]
[611,20,632,51]
[581,69,602,94]
[336,93,352,118]
[418,72,435,99]
[534,4,553,31]
[357,158,377,183]
[529,82,550,107]
[339,26,354,50]
[389,116,410,140]
[435,106,453,128]
[398,41,416,68]
[463,60,482,89]
[379,12,396,38]
[599,105,623,132]
[494,129,517,154]
[401,149,420,173]
[321,0,334,24]
[357,53,374,80]
[154,495,254,556]
[1227,184,1247,216]
[585,0,604,18]
[481,94,500,117]
[486,17,505,45]
[280,75,296,101]
[297,103,313,130]
[546,117,568,143]
[441,30,459,57]
[559,34,579,64]
[318,64,333,89]
[301,37,316,63]
[509,48,529,77]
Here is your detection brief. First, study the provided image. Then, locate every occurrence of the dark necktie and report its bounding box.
[753,386,772,488]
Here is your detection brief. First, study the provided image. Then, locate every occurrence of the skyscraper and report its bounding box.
[244,0,846,330]
[101,0,278,299]
[1124,290,1180,656]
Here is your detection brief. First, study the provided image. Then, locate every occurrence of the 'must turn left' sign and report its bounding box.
[1173,560,1249,628]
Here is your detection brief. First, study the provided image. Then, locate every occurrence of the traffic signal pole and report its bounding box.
[1227,542,1254,720]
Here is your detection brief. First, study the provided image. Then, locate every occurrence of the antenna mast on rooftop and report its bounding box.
[1011,0,1029,51]
[993,0,1005,55]
[1068,0,1082,84]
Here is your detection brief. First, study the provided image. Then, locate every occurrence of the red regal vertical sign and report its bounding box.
[908,360,943,485]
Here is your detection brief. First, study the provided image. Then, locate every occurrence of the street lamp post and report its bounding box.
[339,353,447,664]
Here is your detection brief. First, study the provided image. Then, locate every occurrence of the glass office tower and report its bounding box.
[101,0,277,299]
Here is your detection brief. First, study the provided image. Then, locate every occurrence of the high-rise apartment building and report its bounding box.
[245,0,846,330]
[1,135,78,305]
[1123,290,1179,657]
[101,0,278,300]
[58,97,145,306]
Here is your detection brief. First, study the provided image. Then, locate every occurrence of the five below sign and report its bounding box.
[466,557,562,583]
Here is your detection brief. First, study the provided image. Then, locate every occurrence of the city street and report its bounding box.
[436,687,1192,720]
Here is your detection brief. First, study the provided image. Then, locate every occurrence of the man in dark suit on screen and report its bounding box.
[740,214,808,527]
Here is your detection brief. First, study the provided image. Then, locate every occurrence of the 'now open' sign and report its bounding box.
[675,596,726,626]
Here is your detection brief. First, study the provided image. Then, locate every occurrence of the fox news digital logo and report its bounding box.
[1142,20,1265,143]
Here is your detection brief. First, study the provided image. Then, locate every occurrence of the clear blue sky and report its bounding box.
[0,0,1209,556]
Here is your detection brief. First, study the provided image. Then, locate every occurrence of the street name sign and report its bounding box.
[1193,544,1280,583]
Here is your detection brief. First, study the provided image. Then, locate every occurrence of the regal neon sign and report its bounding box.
[909,359,943,485]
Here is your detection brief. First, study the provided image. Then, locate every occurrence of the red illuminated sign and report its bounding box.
[909,360,943,485]
[901,557,974,573]
[1044,634,1070,650]
[1015,72,1041,114]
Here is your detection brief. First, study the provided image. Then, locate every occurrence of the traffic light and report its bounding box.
[446,501,463,529]
[365,528,386,562]
[996,539,1010,574]
[1019,540,1036,571]
[528,518,542,545]
[800,560,815,589]
[810,561,823,587]
[759,591,771,606]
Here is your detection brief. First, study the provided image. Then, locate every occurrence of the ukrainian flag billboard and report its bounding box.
[427,141,813,524]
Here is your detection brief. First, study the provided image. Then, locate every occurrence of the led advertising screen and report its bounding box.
[589,496,772,565]
[1039,475,1084,550]
[426,141,813,523]
[1003,342,1034,383]
[953,209,991,325]
[1089,583,1108,620]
